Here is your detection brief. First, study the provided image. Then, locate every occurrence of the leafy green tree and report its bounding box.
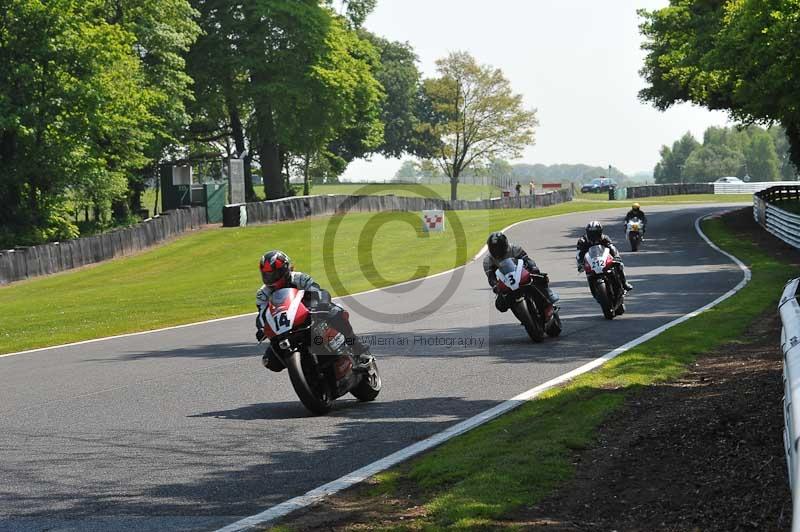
[0,0,164,246]
[360,33,424,159]
[682,144,744,181]
[653,132,700,183]
[639,0,800,170]
[421,52,538,200]
[105,0,200,217]
[395,160,418,179]
[744,129,780,181]
[187,1,383,200]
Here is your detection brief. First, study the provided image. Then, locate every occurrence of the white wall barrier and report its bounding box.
[780,278,800,531]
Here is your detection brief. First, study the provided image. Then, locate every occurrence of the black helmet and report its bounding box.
[259,250,292,289]
[585,221,603,243]
[487,231,509,259]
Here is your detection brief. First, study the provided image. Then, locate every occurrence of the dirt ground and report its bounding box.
[270,208,798,531]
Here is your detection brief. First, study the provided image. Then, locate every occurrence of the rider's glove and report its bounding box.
[492,285,499,294]
[256,329,265,342]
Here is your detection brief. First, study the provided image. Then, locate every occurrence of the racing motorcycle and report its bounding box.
[626,217,643,252]
[495,258,562,342]
[581,245,625,320]
[262,288,381,415]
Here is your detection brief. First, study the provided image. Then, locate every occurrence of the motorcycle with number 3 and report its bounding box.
[262,288,381,415]
[495,258,562,342]
[581,245,626,320]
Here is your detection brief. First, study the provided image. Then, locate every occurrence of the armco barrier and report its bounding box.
[754,185,800,249]
[780,278,800,532]
[0,206,207,285]
[223,189,573,227]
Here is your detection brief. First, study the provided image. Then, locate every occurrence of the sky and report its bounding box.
[342,0,731,181]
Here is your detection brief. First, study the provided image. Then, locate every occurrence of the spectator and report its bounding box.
[515,182,522,196]
[529,181,535,195]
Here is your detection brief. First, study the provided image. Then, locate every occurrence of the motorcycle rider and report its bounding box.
[624,202,647,236]
[483,231,559,313]
[576,221,634,292]
[255,250,373,372]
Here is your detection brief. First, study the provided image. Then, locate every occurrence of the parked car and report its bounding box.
[581,178,617,193]
[714,176,744,184]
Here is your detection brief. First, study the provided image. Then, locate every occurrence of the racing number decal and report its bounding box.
[273,312,290,330]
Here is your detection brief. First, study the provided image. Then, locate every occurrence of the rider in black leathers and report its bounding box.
[576,221,633,292]
[483,231,559,312]
[624,202,647,236]
[256,250,372,372]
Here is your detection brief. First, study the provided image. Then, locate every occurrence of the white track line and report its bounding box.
[0,209,615,360]
[214,213,751,532]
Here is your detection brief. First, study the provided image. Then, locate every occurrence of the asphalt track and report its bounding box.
[0,205,745,531]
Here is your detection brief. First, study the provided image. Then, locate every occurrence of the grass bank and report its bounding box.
[0,202,619,355]
[272,210,793,531]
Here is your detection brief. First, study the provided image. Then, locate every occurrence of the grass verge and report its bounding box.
[0,202,622,355]
[271,211,794,531]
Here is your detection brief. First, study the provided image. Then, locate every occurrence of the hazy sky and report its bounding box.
[342,0,731,180]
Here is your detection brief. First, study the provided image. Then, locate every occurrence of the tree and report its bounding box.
[105,0,200,217]
[0,0,166,246]
[395,160,418,179]
[682,145,744,181]
[743,129,780,181]
[420,52,538,200]
[639,0,800,171]
[187,1,384,200]
[359,33,425,159]
[653,132,700,183]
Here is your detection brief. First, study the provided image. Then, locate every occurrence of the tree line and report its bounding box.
[639,0,800,181]
[653,126,795,183]
[0,0,536,248]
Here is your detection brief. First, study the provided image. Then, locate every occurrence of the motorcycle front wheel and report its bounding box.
[629,233,640,252]
[351,358,382,402]
[286,351,334,415]
[594,280,615,320]
[513,298,544,342]
[545,309,562,337]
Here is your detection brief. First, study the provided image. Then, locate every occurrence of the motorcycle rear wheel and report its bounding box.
[351,359,382,402]
[286,351,334,415]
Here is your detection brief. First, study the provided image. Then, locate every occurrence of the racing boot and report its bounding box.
[350,340,374,372]
[616,264,633,292]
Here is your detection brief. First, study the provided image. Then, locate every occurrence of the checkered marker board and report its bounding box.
[422,210,445,232]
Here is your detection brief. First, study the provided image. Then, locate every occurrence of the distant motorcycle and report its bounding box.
[262,288,381,415]
[581,245,625,320]
[495,258,562,342]
[626,217,643,252]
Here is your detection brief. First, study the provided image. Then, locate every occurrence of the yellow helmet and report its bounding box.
[632,202,640,209]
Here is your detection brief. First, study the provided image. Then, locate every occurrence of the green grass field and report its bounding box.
[326,212,794,531]
[0,202,623,354]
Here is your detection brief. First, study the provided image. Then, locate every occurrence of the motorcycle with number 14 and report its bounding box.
[261,288,381,415]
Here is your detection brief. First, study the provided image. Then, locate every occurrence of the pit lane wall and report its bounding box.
[222,189,573,227]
